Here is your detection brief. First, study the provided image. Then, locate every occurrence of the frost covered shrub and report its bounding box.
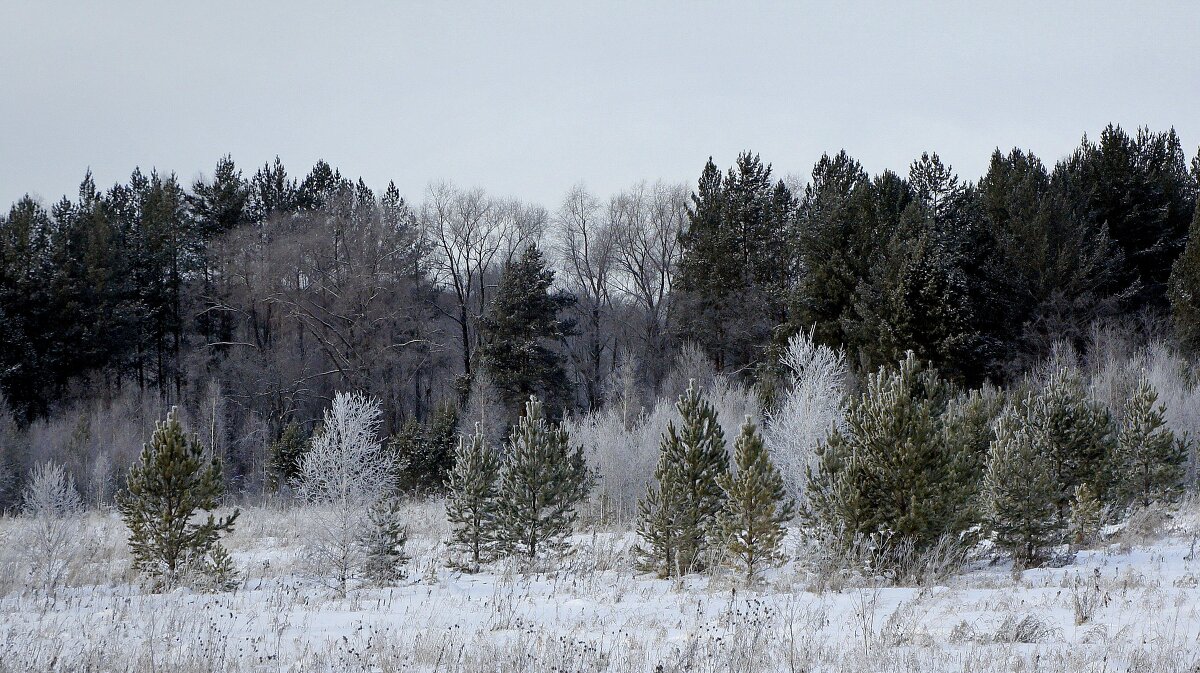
[295,391,396,594]
[20,461,84,595]
[763,330,848,499]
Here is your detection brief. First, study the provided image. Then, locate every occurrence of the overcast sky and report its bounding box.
[2,1,1198,211]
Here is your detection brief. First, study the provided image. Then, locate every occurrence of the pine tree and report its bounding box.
[636,380,728,576]
[117,408,239,589]
[496,397,590,560]
[1170,202,1200,355]
[801,353,968,565]
[1031,366,1114,517]
[984,404,1061,566]
[478,245,577,420]
[445,425,501,571]
[267,422,307,491]
[1069,483,1103,547]
[362,498,410,585]
[718,418,794,582]
[1114,375,1184,507]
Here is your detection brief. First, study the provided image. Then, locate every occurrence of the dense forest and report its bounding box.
[1,122,1199,514]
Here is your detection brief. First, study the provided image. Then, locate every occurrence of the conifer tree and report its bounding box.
[445,425,501,571]
[1069,483,1103,547]
[1114,375,1185,507]
[267,422,307,491]
[478,245,576,420]
[636,380,728,576]
[496,397,590,560]
[1170,202,1200,355]
[1031,366,1114,517]
[719,418,794,582]
[117,407,238,589]
[362,498,410,585]
[984,404,1061,566]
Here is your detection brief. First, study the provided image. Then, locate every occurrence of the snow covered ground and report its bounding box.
[2,500,1200,672]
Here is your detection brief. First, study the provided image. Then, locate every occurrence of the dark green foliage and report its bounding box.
[117,408,239,589]
[478,245,576,420]
[445,425,501,570]
[718,418,794,581]
[984,404,1062,566]
[674,153,796,375]
[496,397,591,559]
[391,404,461,493]
[268,423,308,491]
[1114,376,1185,507]
[636,380,728,576]
[362,498,410,585]
[1029,366,1114,516]
[802,353,974,565]
[1170,202,1200,355]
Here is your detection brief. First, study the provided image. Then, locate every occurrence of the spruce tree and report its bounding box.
[1170,202,1200,355]
[636,380,728,576]
[117,408,238,589]
[445,425,501,571]
[478,245,576,420]
[984,404,1061,566]
[268,422,307,491]
[362,498,410,585]
[496,397,590,560]
[718,418,794,582]
[1114,375,1184,507]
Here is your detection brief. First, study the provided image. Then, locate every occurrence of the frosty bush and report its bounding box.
[20,461,84,595]
[763,329,848,499]
[295,391,396,594]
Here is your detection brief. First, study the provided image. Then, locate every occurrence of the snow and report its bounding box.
[2,500,1200,671]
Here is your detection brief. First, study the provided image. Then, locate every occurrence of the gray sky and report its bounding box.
[2,1,1198,211]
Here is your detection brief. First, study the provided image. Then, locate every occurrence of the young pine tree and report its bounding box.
[496,397,591,560]
[445,425,501,571]
[1069,483,1104,547]
[983,403,1061,567]
[1032,366,1114,519]
[1114,375,1185,507]
[1169,202,1200,356]
[117,408,239,589]
[719,418,795,582]
[636,380,728,576]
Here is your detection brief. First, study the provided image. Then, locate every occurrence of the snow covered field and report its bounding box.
[3,500,1200,672]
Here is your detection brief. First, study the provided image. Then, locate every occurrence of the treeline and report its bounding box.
[1,123,1199,507]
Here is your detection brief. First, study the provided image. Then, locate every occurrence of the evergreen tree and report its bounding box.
[802,353,970,564]
[117,408,239,589]
[1114,375,1185,507]
[496,397,591,560]
[267,422,307,491]
[444,425,501,571]
[478,245,576,420]
[636,380,728,576]
[188,155,249,238]
[1069,483,1103,547]
[1030,366,1114,517]
[718,418,794,581]
[984,404,1061,566]
[1170,202,1200,355]
[362,497,410,585]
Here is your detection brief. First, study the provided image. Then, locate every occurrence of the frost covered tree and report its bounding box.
[117,408,239,590]
[295,391,395,594]
[984,404,1061,566]
[719,418,794,582]
[1170,202,1200,355]
[496,397,590,560]
[636,380,728,576]
[763,329,847,499]
[445,424,501,570]
[21,461,84,595]
[1114,375,1185,507]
